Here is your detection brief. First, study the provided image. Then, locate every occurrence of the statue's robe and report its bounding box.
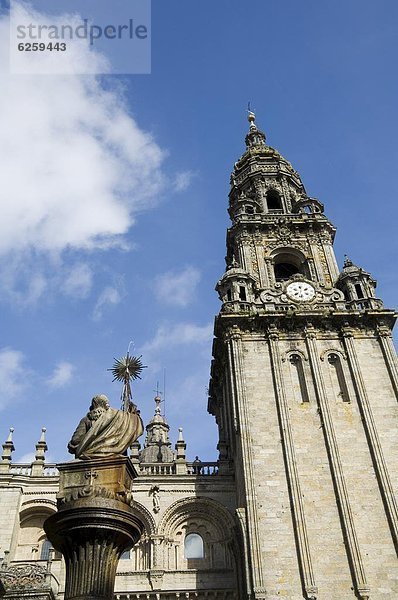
[69,408,143,459]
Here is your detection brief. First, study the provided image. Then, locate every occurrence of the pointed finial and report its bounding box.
[247,102,257,131]
[154,395,162,414]
[40,427,46,443]
[0,428,15,472]
[344,255,353,268]
[178,427,184,442]
[245,106,266,148]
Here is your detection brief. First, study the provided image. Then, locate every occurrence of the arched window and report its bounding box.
[266,190,282,211]
[40,538,52,561]
[184,533,204,559]
[120,549,130,560]
[289,354,310,403]
[273,250,308,282]
[17,508,55,561]
[328,353,350,403]
[245,205,254,214]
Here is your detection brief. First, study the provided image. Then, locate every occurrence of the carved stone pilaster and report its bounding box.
[377,325,398,399]
[226,333,266,594]
[342,329,398,555]
[44,456,144,600]
[305,331,369,598]
[268,331,318,600]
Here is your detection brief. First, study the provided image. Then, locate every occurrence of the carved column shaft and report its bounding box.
[268,332,317,600]
[305,331,369,599]
[343,330,398,555]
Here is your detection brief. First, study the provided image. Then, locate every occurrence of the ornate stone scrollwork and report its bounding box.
[0,563,47,589]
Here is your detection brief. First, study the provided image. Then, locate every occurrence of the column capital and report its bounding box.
[377,324,392,338]
[225,324,242,341]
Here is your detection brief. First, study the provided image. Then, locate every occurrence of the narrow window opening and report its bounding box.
[184,533,204,559]
[290,354,310,403]
[239,286,247,301]
[227,288,232,301]
[354,283,364,299]
[267,190,282,211]
[328,354,350,402]
[246,205,254,214]
[120,550,130,560]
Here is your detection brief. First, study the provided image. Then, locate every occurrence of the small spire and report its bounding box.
[175,426,187,466]
[39,427,46,443]
[245,106,266,149]
[0,428,15,473]
[344,255,353,268]
[6,427,14,443]
[247,105,257,131]
[31,426,48,476]
[154,395,162,415]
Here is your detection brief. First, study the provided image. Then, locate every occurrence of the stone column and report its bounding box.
[44,455,144,600]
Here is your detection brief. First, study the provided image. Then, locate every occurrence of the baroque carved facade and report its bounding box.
[1,113,397,599]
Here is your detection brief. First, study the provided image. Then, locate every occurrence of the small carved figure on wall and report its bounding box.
[150,485,160,513]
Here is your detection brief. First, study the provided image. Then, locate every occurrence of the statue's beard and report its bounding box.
[89,407,106,421]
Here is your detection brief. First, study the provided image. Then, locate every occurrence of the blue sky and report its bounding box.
[0,0,397,463]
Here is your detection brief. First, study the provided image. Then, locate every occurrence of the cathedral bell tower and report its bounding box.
[208,113,398,600]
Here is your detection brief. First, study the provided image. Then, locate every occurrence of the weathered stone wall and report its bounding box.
[231,330,398,599]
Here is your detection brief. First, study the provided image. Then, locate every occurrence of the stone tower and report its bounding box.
[208,112,398,600]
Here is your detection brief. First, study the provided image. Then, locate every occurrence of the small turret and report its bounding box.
[336,256,382,310]
[140,395,174,463]
[245,110,267,149]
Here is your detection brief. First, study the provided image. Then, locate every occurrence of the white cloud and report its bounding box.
[93,286,123,321]
[173,170,196,192]
[17,452,35,464]
[17,451,54,464]
[47,361,74,388]
[0,3,180,301]
[62,263,93,299]
[0,348,28,409]
[153,266,201,307]
[142,322,213,355]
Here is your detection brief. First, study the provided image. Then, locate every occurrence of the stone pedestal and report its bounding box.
[44,456,144,600]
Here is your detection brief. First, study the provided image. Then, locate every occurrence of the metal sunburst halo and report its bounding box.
[109,353,146,412]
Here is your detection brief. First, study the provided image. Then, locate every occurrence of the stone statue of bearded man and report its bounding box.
[68,394,144,460]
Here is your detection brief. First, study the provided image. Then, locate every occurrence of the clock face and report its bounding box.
[286,281,315,302]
